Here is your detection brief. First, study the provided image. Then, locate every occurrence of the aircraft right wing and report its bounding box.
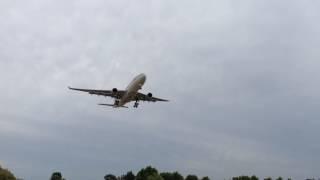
[68,87,125,99]
[135,92,169,102]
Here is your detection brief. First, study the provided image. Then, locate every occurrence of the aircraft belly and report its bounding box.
[119,91,136,105]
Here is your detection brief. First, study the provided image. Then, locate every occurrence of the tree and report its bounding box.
[0,165,16,180]
[160,172,174,180]
[201,176,210,180]
[160,171,184,180]
[275,177,282,180]
[50,172,65,180]
[104,174,117,180]
[264,178,272,180]
[185,175,198,180]
[251,175,259,180]
[136,166,163,180]
[172,172,183,180]
[232,176,250,180]
[123,171,135,180]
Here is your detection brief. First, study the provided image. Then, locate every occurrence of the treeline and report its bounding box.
[103,166,209,180]
[48,166,208,180]
[50,166,295,180]
[101,166,292,180]
[0,164,308,180]
[231,176,291,180]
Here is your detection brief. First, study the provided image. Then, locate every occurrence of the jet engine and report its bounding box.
[112,88,118,93]
[147,93,152,98]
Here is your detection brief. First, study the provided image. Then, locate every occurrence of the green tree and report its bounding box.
[251,175,259,180]
[50,172,65,180]
[172,172,183,180]
[0,166,16,180]
[104,174,117,180]
[160,172,174,180]
[147,175,163,180]
[160,171,184,180]
[136,166,163,180]
[232,176,250,180]
[275,177,282,180]
[185,175,198,180]
[201,176,210,180]
[264,178,272,180]
[123,171,135,180]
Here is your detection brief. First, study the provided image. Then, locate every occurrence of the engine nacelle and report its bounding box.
[112,88,118,93]
[147,93,152,98]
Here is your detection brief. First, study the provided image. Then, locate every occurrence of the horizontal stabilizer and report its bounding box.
[98,103,128,108]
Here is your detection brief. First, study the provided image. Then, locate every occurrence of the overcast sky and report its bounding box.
[0,0,320,180]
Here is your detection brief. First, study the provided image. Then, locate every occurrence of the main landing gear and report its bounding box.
[133,100,139,108]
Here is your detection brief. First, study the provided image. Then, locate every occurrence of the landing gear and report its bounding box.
[114,100,120,106]
[133,101,139,108]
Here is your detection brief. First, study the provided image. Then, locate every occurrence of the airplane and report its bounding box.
[68,73,169,108]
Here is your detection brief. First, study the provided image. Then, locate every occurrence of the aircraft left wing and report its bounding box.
[135,92,169,102]
[68,87,125,99]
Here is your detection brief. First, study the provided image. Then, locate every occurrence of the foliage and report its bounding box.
[160,172,183,180]
[232,175,259,180]
[160,172,173,180]
[0,165,16,180]
[104,174,117,180]
[100,165,299,180]
[172,172,184,180]
[185,175,198,180]
[136,166,163,180]
[123,171,135,180]
[50,172,66,180]
[232,176,250,180]
[201,176,210,180]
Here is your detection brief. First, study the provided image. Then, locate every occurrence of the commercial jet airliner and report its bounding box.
[68,73,168,108]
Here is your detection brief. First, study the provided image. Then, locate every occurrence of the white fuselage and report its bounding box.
[118,73,146,106]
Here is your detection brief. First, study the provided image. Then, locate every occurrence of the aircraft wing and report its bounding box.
[68,87,125,99]
[136,92,169,102]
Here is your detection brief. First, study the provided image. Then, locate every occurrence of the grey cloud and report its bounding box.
[1,0,320,180]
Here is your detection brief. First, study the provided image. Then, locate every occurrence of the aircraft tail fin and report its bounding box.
[98,103,128,108]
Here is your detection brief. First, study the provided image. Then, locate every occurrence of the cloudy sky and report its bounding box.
[0,0,320,179]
